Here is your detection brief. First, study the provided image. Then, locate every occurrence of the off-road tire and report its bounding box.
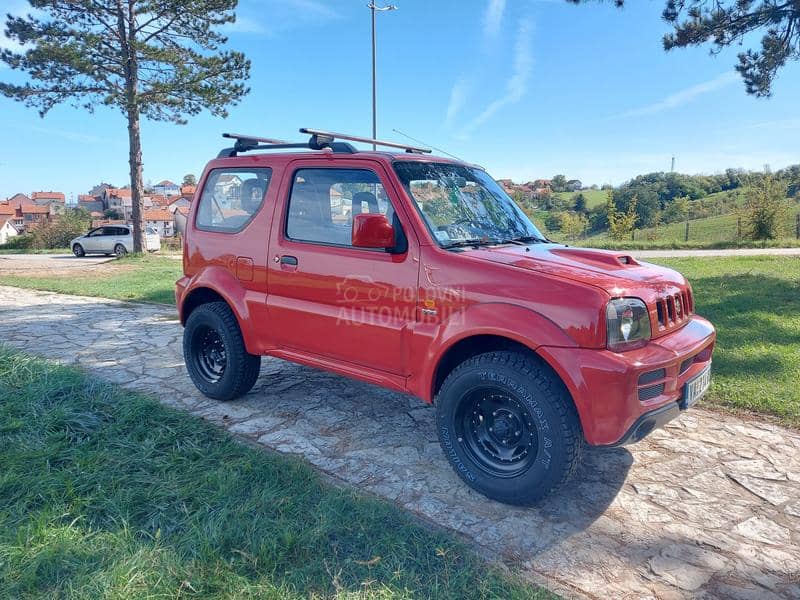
[72,244,85,257]
[183,301,261,401]
[436,351,583,505]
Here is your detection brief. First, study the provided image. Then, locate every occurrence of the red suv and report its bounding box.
[176,129,715,504]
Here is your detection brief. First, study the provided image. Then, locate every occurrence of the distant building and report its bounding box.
[153,180,180,197]
[143,209,175,237]
[31,191,65,204]
[0,217,20,245]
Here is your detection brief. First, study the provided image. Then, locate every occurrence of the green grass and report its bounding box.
[0,345,549,599]
[553,189,607,209]
[0,247,71,254]
[652,256,800,425]
[0,254,182,304]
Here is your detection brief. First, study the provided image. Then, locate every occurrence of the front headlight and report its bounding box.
[606,297,651,351]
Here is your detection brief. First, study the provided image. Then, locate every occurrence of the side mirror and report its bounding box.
[352,213,395,249]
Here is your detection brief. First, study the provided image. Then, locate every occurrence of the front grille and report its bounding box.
[639,384,665,401]
[638,368,666,401]
[639,369,665,385]
[655,290,693,330]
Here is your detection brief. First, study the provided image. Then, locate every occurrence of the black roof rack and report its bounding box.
[217,128,432,158]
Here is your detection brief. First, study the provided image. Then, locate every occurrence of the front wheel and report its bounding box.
[114,244,127,257]
[183,301,261,401]
[72,244,85,257]
[436,351,583,505]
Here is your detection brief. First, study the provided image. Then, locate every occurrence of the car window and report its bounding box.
[101,227,117,236]
[86,228,102,237]
[196,167,272,232]
[286,168,394,247]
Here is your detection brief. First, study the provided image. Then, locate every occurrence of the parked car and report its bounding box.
[176,129,716,504]
[71,225,160,256]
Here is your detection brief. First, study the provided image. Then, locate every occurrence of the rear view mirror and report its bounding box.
[352,213,395,249]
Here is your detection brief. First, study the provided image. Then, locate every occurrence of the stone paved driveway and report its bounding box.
[1,285,798,600]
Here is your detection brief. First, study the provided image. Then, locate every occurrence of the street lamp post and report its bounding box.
[368,2,396,150]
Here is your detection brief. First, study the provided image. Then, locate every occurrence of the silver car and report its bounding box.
[71,225,161,257]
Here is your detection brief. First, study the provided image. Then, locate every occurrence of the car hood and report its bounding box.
[463,243,686,295]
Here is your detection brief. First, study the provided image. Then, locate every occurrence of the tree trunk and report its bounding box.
[126,103,145,253]
[119,0,144,253]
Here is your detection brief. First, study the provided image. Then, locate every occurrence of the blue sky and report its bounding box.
[1,0,798,201]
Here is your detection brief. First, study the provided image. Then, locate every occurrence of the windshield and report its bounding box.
[393,161,546,248]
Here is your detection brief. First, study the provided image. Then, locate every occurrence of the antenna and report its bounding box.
[392,129,464,161]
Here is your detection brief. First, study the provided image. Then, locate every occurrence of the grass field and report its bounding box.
[583,203,800,247]
[1,254,797,425]
[0,247,71,254]
[553,189,608,209]
[0,254,182,304]
[0,346,548,599]
[654,256,800,425]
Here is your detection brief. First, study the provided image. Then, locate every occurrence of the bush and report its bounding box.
[30,208,92,249]
[742,176,789,240]
[0,234,33,250]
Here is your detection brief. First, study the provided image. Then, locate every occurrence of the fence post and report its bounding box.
[738,218,742,241]
[796,213,800,239]
[684,221,689,242]
[632,229,635,241]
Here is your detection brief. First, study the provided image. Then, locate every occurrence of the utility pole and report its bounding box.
[670,156,675,173]
[368,2,397,150]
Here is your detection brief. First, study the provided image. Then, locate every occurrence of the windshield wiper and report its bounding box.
[500,235,548,245]
[442,238,501,249]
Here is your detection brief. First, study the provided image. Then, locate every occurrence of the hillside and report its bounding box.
[554,189,608,209]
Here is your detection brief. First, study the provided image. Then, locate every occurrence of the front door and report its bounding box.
[267,162,419,376]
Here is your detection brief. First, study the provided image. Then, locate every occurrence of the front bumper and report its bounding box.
[539,315,715,446]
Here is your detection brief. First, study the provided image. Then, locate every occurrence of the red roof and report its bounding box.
[21,205,51,214]
[143,209,174,221]
[175,206,190,216]
[31,191,65,202]
[0,203,15,216]
[156,180,176,187]
[106,188,132,199]
[78,194,97,202]
[180,184,196,195]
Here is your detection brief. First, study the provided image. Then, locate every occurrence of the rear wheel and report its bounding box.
[436,351,582,505]
[114,244,127,257]
[183,301,261,401]
[72,244,85,257]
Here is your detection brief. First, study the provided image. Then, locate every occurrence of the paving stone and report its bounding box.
[2,284,800,600]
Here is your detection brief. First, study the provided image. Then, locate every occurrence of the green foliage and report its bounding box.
[30,207,91,250]
[560,212,589,240]
[103,208,123,220]
[661,195,689,224]
[0,0,250,122]
[572,192,588,214]
[606,193,638,240]
[550,174,567,192]
[742,176,790,240]
[182,173,197,186]
[569,1,800,96]
[0,233,34,250]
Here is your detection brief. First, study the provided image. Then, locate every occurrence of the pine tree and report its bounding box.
[568,0,800,96]
[1,1,251,251]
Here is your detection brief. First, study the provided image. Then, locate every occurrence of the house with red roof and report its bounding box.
[0,216,20,245]
[143,209,175,238]
[153,180,180,197]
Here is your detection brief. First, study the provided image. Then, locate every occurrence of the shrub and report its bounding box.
[742,176,789,240]
[30,208,92,249]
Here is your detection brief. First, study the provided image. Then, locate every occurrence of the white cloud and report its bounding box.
[461,19,533,136]
[615,72,740,118]
[445,78,470,127]
[483,0,506,41]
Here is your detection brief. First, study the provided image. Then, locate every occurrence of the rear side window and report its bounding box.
[196,168,272,232]
[286,168,393,247]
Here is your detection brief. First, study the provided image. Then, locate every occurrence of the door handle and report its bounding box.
[280,255,298,266]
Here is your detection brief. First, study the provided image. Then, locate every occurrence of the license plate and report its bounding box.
[682,363,711,409]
